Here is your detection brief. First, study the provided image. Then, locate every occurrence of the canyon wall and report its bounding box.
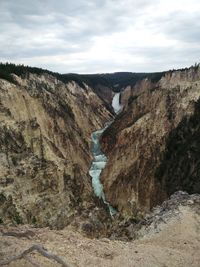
[1,66,200,228]
[0,73,113,228]
[101,66,200,218]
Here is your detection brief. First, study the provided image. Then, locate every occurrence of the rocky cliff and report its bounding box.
[1,64,200,229]
[101,66,200,218]
[1,64,200,266]
[0,73,113,228]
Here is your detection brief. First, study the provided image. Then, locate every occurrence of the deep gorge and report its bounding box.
[89,92,122,215]
[0,63,200,230]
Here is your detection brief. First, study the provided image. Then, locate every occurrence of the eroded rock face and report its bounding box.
[0,73,113,228]
[92,84,114,105]
[101,66,200,218]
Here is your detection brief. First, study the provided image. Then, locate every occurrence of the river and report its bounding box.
[89,92,122,215]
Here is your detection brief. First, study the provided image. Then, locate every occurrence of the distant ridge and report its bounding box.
[0,62,198,92]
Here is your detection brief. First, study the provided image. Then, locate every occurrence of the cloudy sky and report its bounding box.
[0,0,200,73]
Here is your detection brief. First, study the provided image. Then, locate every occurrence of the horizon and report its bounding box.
[1,61,196,76]
[1,0,200,73]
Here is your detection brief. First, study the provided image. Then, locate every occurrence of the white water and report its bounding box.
[89,92,122,216]
[112,92,122,113]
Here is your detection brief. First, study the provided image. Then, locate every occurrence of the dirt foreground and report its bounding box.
[0,204,200,267]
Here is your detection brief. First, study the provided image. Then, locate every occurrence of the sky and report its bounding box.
[0,0,200,73]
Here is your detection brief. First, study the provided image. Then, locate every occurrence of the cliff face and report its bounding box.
[1,66,200,227]
[101,66,200,218]
[91,84,114,106]
[0,73,112,228]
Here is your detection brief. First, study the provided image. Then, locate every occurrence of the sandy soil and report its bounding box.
[0,206,200,267]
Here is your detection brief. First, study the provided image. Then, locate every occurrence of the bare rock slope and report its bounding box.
[101,66,200,217]
[0,73,112,228]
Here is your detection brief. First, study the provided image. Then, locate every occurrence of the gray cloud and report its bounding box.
[0,0,199,73]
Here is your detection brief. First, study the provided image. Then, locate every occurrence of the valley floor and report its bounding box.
[0,205,200,267]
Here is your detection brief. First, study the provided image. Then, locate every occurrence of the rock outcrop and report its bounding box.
[0,73,113,228]
[137,191,200,238]
[101,66,200,218]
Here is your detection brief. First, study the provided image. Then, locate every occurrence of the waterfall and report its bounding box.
[89,92,122,216]
[112,92,122,114]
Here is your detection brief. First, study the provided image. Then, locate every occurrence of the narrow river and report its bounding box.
[89,92,122,215]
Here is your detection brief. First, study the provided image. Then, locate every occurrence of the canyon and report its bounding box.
[0,63,200,266]
[89,92,122,215]
[0,72,113,229]
[101,66,200,218]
